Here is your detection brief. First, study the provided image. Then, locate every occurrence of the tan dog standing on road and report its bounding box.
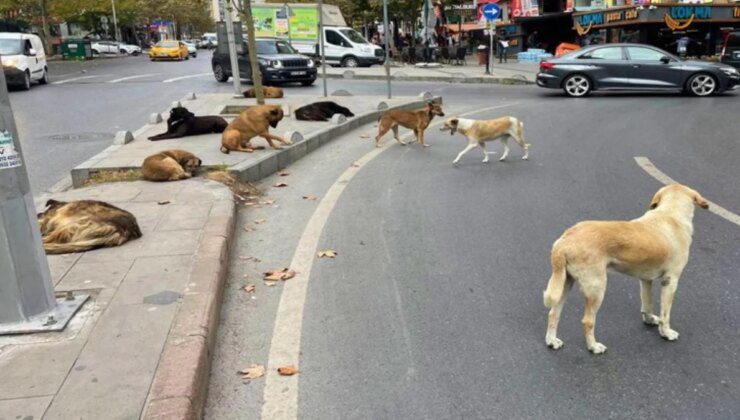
[221,104,291,153]
[141,149,202,181]
[543,184,709,354]
[375,102,445,148]
[441,116,529,165]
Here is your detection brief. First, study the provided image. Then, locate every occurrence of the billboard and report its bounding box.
[251,6,319,41]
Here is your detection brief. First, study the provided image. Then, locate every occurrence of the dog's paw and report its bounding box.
[400,142,407,146]
[283,139,294,145]
[452,161,459,166]
[546,336,564,350]
[422,144,430,148]
[588,342,607,354]
[271,146,283,150]
[482,159,489,164]
[522,156,529,160]
[642,312,660,326]
[660,328,679,341]
[498,157,506,162]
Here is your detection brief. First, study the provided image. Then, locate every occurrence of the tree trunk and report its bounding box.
[241,0,265,104]
[39,0,52,54]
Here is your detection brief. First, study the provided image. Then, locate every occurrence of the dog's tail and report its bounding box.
[543,246,567,308]
[517,119,528,147]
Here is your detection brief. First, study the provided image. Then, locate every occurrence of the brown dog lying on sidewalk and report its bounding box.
[221,104,291,153]
[149,107,228,141]
[244,86,284,98]
[141,149,202,181]
[543,184,709,355]
[375,102,445,148]
[38,199,142,254]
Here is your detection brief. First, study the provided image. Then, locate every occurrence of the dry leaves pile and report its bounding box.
[317,250,338,259]
[277,365,299,376]
[239,364,265,380]
[254,219,267,225]
[263,268,296,281]
[273,182,288,188]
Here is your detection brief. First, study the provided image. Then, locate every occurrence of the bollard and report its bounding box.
[149,113,163,124]
[114,130,134,145]
[185,92,197,100]
[342,70,355,79]
[331,89,352,96]
[171,101,182,109]
[284,131,303,144]
[376,101,389,111]
[330,114,347,124]
[418,91,433,101]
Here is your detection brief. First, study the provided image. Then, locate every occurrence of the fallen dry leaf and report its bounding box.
[264,281,276,287]
[277,365,299,376]
[239,364,265,379]
[254,219,267,225]
[302,195,318,201]
[244,225,255,232]
[243,284,256,293]
[278,171,290,177]
[350,163,360,168]
[157,200,170,205]
[360,134,370,139]
[317,250,338,259]
[273,182,288,188]
[263,268,296,281]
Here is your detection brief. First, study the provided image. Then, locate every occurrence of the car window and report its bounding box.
[254,40,296,55]
[0,39,21,55]
[627,47,665,61]
[580,47,623,60]
[157,41,178,48]
[339,29,367,45]
[325,30,346,47]
[23,40,33,54]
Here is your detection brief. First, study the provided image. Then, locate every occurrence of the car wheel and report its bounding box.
[300,80,315,86]
[193,53,197,58]
[563,74,591,97]
[341,56,359,68]
[213,64,229,82]
[92,49,99,55]
[687,73,717,97]
[185,54,189,60]
[120,49,129,55]
[39,67,49,84]
[21,71,31,90]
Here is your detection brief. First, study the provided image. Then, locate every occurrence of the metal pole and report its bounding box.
[111,0,119,52]
[284,3,292,46]
[317,0,327,97]
[0,65,56,326]
[383,0,391,99]
[224,0,243,97]
[487,23,493,74]
[242,0,265,104]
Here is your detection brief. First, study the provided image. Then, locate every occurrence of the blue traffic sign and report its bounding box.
[482,3,502,21]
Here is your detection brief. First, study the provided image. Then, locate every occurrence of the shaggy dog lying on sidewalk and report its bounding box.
[149,107,228,141]
[38,199,142,254]
[141,149,202,181]
[221,104,290,153]
[294,101,354,122]
[244,86,284,98]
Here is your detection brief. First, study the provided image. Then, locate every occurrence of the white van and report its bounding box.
[199,33,218,49]
[321,26,384,67]
[0,32,48,90]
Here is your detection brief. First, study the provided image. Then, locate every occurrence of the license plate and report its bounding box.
[291,71,307,76]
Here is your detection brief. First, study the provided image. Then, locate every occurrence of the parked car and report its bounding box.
[537,43,739,97]
[0,32,48,90]
[720,31,740,69]
[184,41,197,58]
[91,41,141,55]
[149,40,190,61]
[212,38,316,86]
[198,33,217,50]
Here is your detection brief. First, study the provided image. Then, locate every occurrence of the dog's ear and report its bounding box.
[196,158,203,167]
[45,199,63,209]
[649,191,662,210]
[692,190,709,209]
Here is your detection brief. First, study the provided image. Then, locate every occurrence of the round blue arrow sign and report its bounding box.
[483,3,502,21]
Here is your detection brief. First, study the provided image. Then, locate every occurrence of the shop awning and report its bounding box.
[445,22,484,33]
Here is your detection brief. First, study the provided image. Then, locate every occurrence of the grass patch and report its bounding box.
[83,169,143,186]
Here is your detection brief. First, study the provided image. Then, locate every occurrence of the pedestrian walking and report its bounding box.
[498,37,509,63]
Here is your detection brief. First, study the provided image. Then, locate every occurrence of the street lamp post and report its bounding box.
[111,0,119,53]
[382,0,391,99]
[317,0,328,97]
[223,0,243,98]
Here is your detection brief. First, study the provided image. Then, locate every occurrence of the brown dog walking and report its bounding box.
[375,102,445,148]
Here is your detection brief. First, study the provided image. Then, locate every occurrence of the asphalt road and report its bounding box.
[205,83,740,418]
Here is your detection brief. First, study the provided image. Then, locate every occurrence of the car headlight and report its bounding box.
[719,67,739,77]
[2,58,17,67]
[306,59,315,68]
[270,60,282,68]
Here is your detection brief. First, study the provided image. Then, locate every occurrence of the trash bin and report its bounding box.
[61,39,92,60]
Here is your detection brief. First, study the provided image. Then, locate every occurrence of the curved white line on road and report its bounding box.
[261,102,520,420]
[107,73,160,83]
[162,72,211,83]
[51,75,100,85]
[635,156,740,226]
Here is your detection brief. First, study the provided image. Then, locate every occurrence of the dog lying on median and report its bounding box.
[375,102,445,148]
[441,116,529,165]
[149,107,228,141]
[244,86,284,98]
[294,101,354,122]
[141,149,202,182]
[221,104,290,153]
[38,199,142,254]
[543,184,709,354]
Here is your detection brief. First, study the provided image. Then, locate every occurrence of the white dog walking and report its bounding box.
[441,116,529,165]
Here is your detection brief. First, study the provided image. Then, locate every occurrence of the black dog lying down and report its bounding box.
[294,101,354,122]
[149,107,228,141]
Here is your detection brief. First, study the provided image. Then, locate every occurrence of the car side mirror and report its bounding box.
[660,56,671,64]
[27,48,37,56]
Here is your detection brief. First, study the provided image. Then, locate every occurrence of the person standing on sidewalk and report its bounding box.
[498,37,509,63]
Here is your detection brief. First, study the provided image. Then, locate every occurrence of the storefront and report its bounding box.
[572,4,740,56]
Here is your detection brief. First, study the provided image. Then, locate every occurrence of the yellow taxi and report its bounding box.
[149,40,189,61]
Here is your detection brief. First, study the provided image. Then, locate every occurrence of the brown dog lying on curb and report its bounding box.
[543,184,709,355]
[38,199,142,254]
[244,86,284,98]
[375,102,445,148]
[221,104,291,154]
[141,149,202,181]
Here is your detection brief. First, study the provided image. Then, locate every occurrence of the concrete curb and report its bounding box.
[319,72,535,85]
[142,182,236,420]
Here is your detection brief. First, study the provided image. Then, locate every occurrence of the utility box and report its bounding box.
[61,39,92,60]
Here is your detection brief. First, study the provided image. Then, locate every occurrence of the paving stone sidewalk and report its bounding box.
[0,179,234,420]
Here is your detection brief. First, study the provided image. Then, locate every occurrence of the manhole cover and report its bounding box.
[47,132,113,141]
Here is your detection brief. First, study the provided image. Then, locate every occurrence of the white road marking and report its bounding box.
[107,73,160,83]
[51,75,101,85]
[162,72,211,83]
[635,156,740,226]
[261,102,519,420]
